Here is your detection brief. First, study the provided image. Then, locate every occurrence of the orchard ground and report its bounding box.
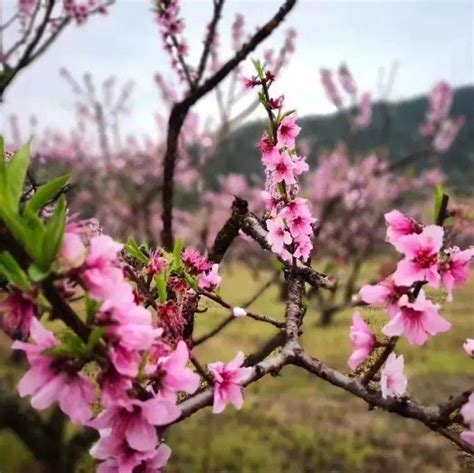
[1,263,473,473]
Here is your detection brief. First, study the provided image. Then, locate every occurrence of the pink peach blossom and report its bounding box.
[460,431,474,447]
[293,234,313,261]
[148,340,200,398]
[12,319,95,424]
[348,311,376,369]
[59,232,87,270]
[266,217,291,256]
[90,394,181,458]
[359,278,409,318]
[381,353,407,399]
[257,131,280,167]
[384,210,422,246]
[276,113,301,148]
[198,264,221,291]
[382,291,451,345]
[392,225,444,287]
[268,151,297,185]
[440,247,474,301]
[461,393,474,430]
[287,212,315,238]
[83,235,124,300]
[0,290,36,340]
[208,351,252,414]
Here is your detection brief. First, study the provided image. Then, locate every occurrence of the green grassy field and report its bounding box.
[1,264,473,472]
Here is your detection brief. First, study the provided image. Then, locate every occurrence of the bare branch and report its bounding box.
[194,0,225,86]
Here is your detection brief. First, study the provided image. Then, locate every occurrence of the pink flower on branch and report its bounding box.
[198,263,222,291]
[392,225,444,287]
[90,393,181,467]
[276,113,301,148]
[96,443,171,473]
[384,209,423,247]
[461,393,474,430]
[267,151,298,185]
[59,231,87,270]
[360,278,409,318]
[147,340,200,398]
[266,217,292,257]
[461,431,474,447]
[380,353,407,399]
[208,351,252,414]
[12,319,95,424]
[82,235,124,300]
[0,290,36,340]
[348,311,376,369]
[439,246,474,301]
[382,291,451,346]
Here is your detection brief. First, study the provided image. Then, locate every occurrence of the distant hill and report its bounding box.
[208,86,474,193]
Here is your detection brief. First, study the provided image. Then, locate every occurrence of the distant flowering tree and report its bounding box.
[6,2,297,247]
[0,0,113,100]
[1,55,473,472]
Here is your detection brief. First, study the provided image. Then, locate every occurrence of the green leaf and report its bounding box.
[270,258,284,272]
[85,294,101,325]
[21,208,47,259]
[5,140,31,211]
[252,59,264,78]
[434,185,444,222]
[124,238,149,264]
[0,252,32,291]
[155,273,168,303]
[1,201,47,264]
[27,264,50,282]
[38,195,67,270]
[183,270,198,291]
[85,327,106,353]
[171,239,183,271]
[25,174,70,215]
[280,109,297,121]
[42,331,85,358]
[42,346,80,358]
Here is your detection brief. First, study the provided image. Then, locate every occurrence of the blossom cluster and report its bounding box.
[0,211,252,472]
[420,81,465,153]
[18,0,108,25]
[247,66,315,262]
[320,64,372,130]
[348,208,473,399]
[154,0,190,82]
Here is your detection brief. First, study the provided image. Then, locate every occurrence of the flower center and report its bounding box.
[413,249,437,268]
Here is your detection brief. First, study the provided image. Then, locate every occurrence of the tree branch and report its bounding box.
[240,211,336,291]
[160,0,297,250]
[194,0,225,87]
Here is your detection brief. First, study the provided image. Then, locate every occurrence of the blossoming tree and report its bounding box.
[1,1,474,472]
[1,56,474,471]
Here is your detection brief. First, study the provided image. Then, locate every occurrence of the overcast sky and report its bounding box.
[1,0,473,140]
